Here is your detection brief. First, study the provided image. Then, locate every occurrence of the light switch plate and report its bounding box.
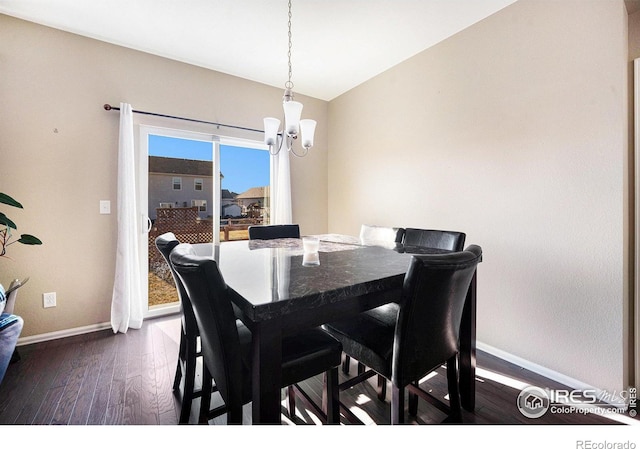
[43,292,56,308]
[100,200,111,214]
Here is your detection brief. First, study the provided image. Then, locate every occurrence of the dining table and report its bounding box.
[197,233,478,424]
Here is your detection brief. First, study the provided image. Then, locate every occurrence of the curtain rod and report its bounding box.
[103,104,263,134]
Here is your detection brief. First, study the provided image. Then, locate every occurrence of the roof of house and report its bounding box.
[148,156,213,177]
[236,186,270,199]
[221,189,237,199]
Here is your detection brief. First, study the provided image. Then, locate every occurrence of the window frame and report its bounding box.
[191,199,207,212]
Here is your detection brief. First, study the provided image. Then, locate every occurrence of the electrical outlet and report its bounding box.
[43,292,56,308]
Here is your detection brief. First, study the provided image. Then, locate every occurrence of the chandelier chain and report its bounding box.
[286,0,293,90]
[264,0,314,157]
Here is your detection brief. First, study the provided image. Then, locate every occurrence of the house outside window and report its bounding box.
[194,178,203,191]
[159,202,174,209]
[172,177,182,190]
[191,199,207,212]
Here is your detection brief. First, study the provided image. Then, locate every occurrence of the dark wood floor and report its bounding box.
[0,314,635,427]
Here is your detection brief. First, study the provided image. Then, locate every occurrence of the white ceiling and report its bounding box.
[0,0,518,101]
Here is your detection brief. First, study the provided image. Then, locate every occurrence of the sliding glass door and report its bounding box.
[139,126,219,316]
[138,125,271,317]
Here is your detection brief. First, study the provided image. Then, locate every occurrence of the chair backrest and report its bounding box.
[392,245,482,388]
[155,232,198,337]
[170,243,243,407]
[402,228,466,251]
[359,224,405,245]
[248,224,301,240]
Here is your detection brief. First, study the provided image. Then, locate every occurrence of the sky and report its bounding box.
[148,134,270,194]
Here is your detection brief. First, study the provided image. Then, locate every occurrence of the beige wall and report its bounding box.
[0,14,329,337]
[329,0,628,393]
[631,9,640,60]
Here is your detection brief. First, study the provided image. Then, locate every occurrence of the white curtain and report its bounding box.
[270,148,293,224]
[111,102,144,333]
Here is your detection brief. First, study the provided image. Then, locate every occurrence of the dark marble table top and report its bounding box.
[192,234,451,322]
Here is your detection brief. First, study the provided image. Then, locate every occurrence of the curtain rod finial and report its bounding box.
[104,104,112,110]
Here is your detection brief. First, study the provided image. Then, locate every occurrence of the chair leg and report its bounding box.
[323,368,340,424]
[198,366,212,425]
[173,359,183,392]
[342,356,366,377]
[287,385,296,418]
[376,374,387,401]
[173,330,186,392]
[226,400,243,425]
[446,356,463,422]
[342,354,350,374]
[179,334,198,424]
[408,380,419,416]
[391,384,405,424]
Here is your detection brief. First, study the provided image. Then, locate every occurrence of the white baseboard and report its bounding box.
[17,321,113,346]
[16,307,181,346]
[477,341,627,408]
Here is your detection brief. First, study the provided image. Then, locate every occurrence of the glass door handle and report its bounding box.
[142,214,152,234]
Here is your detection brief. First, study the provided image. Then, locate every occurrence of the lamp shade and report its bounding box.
[263,117,280,146]
[283,100,303,137]
[299,119,317,149]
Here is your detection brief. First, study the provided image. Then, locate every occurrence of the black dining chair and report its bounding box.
[170,243,343,424]
[155,232,208,424]
[402,228,466,251]
[347,227,466,401]
[324,245,482,424]
[340,224,405,377]
[248,224,301,240]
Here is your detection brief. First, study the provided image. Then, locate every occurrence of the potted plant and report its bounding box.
[0,192,42,309]
[0,192,42,257]
[0,192,42,371]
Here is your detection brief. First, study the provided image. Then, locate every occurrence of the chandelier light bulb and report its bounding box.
[263,117,281,146]
[283,100,303,137]
[300,119,316,149]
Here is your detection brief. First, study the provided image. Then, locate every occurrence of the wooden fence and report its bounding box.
[148,207,263,271]
[220,217,264,240]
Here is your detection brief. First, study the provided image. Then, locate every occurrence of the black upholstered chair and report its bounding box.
[248,224,300,240]
[170,243,343,424]
[340,224,405,377]
[348,227,466,400]
[402,228,466,251]
[324,245,482,424]
[155,232,207,424]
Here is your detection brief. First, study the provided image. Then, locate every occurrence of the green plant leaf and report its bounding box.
[0,193,23,209]
[18,234,42,245]
[0,213,17,230]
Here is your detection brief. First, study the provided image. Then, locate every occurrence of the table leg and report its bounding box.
[459,270,477,411]
[251,318,283,424]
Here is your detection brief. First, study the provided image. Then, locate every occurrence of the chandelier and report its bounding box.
[263,0,316,157]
